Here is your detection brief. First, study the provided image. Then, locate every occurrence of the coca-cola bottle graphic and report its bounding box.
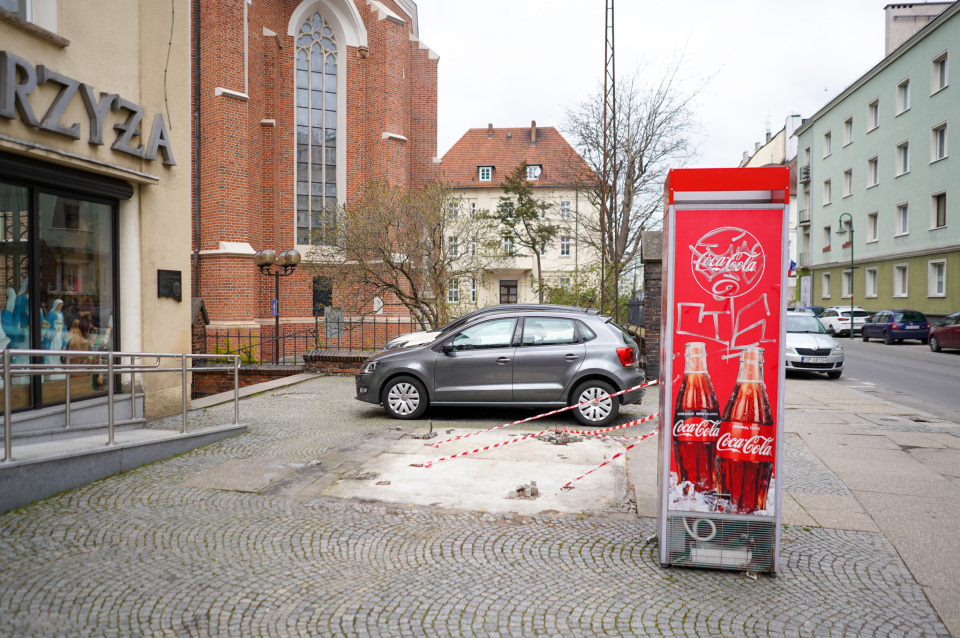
[715,346,775,514]
[672,342,721,493]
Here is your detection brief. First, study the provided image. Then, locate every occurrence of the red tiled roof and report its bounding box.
[440,124,594,188]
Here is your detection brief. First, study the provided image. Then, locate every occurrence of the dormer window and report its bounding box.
[478,166,492,181]
[526,164,542,180]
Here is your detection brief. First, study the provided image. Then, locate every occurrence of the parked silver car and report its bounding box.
[356,310,645,426]
[784,312,844,378]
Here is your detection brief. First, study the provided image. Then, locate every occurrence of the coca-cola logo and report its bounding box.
[689,227,765,299]
[673,418,720,439]
[716,432,774,460]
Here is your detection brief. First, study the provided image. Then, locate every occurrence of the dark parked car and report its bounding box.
[356,310,645,426]
[929,312,960,352]
[861,310,930,344]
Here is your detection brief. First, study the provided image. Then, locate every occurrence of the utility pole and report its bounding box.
[600,0,615,315]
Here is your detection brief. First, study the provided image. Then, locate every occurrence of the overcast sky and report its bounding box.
[414,0,894,168]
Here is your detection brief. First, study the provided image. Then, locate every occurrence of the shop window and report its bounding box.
[295,11,339,246]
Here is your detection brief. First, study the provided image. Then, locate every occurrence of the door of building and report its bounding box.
[499,280,518,304]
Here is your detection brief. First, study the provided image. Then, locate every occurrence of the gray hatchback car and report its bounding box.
[355,310,645,426]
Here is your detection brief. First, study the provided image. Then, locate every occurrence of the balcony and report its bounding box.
[798,209,811,225]
[799,165,811,183]
[798,252,810,269]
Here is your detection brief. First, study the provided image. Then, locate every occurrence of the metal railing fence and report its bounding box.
[2,349,241,463]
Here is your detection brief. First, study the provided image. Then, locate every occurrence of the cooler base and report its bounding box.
[662,514,776,573]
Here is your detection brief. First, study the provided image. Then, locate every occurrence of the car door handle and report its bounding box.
[497,357,511,364]
[564,354,579,361]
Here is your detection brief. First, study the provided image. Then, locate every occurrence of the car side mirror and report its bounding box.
[441,340,454,354]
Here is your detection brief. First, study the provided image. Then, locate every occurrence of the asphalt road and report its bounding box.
[812,336,960,420]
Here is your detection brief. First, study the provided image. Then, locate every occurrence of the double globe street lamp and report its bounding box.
[253,249,301,363]
[836,213,855,340]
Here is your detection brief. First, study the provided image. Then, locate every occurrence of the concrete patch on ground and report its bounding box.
[320,430,628,515]
[181,458,305,492]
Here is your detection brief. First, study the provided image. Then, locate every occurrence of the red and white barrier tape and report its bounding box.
[562,412,659,437]
[428,378,659,448]
[412,427,552,469]
[560,427,659,490]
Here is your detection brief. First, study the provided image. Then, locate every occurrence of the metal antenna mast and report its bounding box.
[600,0,615,314]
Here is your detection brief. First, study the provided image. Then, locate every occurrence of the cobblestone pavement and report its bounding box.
[0,377,950,637]
[780,433,852,496]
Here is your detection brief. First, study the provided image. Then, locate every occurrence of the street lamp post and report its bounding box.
[254,249,302,362]
[836,213,854,340]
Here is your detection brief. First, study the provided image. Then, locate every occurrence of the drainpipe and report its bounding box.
[192,0,201,299]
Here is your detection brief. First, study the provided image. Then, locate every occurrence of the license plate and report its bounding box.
[906,324,918,329]
[802,357,827,363]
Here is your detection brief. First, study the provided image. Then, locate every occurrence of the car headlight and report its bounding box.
[382,340,407,351]
[785,345,797,355]
[361,361,380,374]
[832,344,844,355]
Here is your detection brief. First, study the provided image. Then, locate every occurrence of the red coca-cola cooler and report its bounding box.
[657,167,789,573]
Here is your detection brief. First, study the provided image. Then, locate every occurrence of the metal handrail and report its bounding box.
[2,349,241,463]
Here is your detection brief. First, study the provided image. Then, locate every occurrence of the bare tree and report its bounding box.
[493,162,561,303]
[564,64,700,318]
[308,180,499,329]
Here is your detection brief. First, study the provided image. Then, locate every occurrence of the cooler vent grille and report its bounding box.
[665,514,775,572]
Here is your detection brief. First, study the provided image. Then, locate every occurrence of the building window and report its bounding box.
[867,212,878,242]
[932,52,949,94]
[469,236,477,256]
[312,275,333,315]
[893,264,909,297]
[560,201,571,220]
[469,201,477,217]
[803,184,811,212]
[842,270,853,298]
[479,166,492,181]
[932,192,947,229]
[539,205,547,220]
[931,123,947,162]
[296,12,339,246]
[823,131,832,157]
[502,201,514,220]
[897,79,910,114]
[843,117,853,146]
[526,164,542,180]
[865,268,878,298]
[559,277,571,290]
[803,146,811,165]
[928,260,946,297]
[842,169,853,197]
[560,235,571,257]
[470,277,478,302]
[503,237,515,256]
[822,225,831,251]
[447,235,459,257]
[896,203,909,236]
[867,156,879,187]
[868,99,880,131]
[821,272,832,299]
[0,0,58,32]
[447,202,459,220]
[447,278,460,303]
[896,141,910,175]
[823,179,832,205]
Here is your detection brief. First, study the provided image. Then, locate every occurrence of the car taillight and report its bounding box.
[616,347,637,367]
[838,317,849,322]
[891,323,899,330]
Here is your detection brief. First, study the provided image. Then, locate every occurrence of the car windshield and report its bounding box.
[895,311,926,323]
[786,315,827,334]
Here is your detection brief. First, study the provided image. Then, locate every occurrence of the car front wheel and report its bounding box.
[382,375,428,420]
[571,380,619,427]
[930,336,941,352]
[827,370,842,379]
[862,331,869,342]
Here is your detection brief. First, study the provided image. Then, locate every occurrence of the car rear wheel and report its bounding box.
[929,336,940,352]
[382,375,428,420]
[883,331,893,345]
[827,370,842,379]
[571,380,619,427]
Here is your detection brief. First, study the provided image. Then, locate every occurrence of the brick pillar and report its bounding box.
[641,231,663,381]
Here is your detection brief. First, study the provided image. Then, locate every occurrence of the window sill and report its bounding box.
[843,193,853,199]
[823,201,832,206]
[867,126,879,134]
[0,9,69,47]
[866,239,879,244]
[867,183,878,189]
[929,225,948,231]
[896,108,910,117]
[930,156,948,165]
[895,170,910,178]
[931,85,948,97]
[864,294,878,299]
[927,294,947,298]
[841,241,852,249]
[894,232,909,238]
[822,247,832,252]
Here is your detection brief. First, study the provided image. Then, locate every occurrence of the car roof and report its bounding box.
[456,308,611,328]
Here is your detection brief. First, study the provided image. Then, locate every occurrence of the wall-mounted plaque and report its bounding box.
[158,269,182,302]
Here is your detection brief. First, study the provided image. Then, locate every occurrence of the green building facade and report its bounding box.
[795,4,959,320]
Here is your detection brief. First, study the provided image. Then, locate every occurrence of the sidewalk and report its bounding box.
[629,376,960,636]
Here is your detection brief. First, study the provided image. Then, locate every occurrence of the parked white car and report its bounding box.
[818,306,870,336]
[784,312,844,378]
